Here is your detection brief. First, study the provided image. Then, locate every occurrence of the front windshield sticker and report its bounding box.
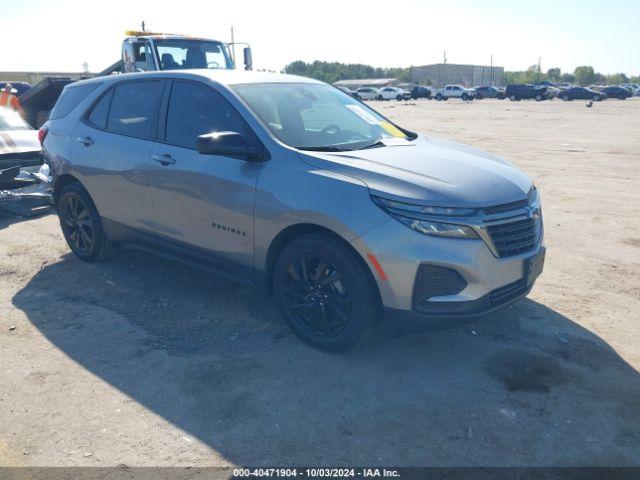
[345,104,382,125]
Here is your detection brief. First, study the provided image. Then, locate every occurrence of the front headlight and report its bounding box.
[372,196,479,239]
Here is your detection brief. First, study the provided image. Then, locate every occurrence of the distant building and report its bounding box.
[333,78,397,89]
[409,64,505,88]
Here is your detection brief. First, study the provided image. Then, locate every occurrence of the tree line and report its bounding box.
[283,60,639,86]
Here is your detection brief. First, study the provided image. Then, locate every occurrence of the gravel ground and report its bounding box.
[1,97,639,467]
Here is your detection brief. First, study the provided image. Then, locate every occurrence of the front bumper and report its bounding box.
[351,218,545,329]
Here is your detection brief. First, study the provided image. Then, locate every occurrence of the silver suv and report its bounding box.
[42,70,545,352]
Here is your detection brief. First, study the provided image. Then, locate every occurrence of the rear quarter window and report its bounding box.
[50,83,101,120]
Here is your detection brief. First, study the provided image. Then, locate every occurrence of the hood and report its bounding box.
[0,129,40,155]
[299,135,532,208]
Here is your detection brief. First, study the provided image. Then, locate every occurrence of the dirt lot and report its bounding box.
[1,98,639,468]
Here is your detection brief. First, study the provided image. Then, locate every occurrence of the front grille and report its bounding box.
[489,280,527,307]
[486,217,539,257]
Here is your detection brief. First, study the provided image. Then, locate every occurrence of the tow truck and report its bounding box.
[18,31,253,128]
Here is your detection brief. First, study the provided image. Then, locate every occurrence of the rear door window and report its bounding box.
[107,81,164,139]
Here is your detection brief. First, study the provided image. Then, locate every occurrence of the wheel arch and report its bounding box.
[53,173,82,205]
[263,223,380,301]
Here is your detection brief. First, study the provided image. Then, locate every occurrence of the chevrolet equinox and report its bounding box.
[42,70,545,352]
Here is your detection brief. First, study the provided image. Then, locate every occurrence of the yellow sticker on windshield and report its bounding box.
[380,121,406,138]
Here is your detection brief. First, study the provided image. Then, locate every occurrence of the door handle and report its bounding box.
[151,153,176,166]
[76,136,94,147]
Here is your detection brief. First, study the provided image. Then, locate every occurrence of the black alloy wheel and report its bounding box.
[57,182,114,262]
[282,254,352,338]
[273,234,382,352]
[61,194,94,254]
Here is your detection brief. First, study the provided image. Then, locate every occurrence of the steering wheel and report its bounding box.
[207,61,220,68]
[321,124,342,135]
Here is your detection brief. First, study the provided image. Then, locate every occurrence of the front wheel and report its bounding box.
[273,234,382,352]
[57,182,115,262]
[461,93,469,101]
[535,94,543,101]
[509,95,517,101]
[376,95,383,100]
[435,93,443,101]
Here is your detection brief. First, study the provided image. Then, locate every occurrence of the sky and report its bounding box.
[1,0,639,76]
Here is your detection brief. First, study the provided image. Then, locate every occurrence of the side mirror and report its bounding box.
[196,131,262,161]
[243,47,253,71]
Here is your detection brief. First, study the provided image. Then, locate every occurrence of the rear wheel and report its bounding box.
[376,94,383,100]
[396,94,403,101]
[57,182,114,262]
[436,93,443,101]
[461,93,469,101]
[535,94,543,101]
[509,94,517,101]
[273,234,381,352]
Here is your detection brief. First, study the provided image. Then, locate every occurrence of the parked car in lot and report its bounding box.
[377,86,411,101]
[601,86,632,100]
[474,86,505,99]
[337,86,362,101]
[43,70,544,352]
[505,84,551,101]
[410,86,432,99]
[355,87,380,101]
[0,107,43,189]
[433,85,476,101]
[558,87,606,101]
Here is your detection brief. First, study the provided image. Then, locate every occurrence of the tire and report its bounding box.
[562,95,570,101]
[594,95,603,102]
[461,93,468,101]
[535,94,543,101]
[396,95,402,101]
[57,182,115,262]
[476,94,483,100]
[436,93,443,101]
[273,233,382,352]
[376,95,383,101]
[509,95,517,101]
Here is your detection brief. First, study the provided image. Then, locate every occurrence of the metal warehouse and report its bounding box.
[409,63,505,88]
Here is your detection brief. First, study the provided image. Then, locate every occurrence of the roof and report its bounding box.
[72,69,321,88]
[333,78,396,87]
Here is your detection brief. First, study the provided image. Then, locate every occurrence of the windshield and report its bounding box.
[233,83,410,150]
[0,107,31,131]
[155,39,234,70]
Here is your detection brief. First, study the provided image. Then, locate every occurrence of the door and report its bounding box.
[147,80,262,279]
[71,80,165,237]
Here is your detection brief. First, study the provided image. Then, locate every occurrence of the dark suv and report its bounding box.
[505,84,550,101]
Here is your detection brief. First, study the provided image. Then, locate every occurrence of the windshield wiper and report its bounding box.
[296,145,347,152]
[356,140,386,150]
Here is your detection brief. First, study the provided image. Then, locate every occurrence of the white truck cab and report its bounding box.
[434,84,476,101]
[121,31,252,73]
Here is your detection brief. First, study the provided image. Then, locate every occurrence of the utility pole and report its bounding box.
[537,56,542,83]
[443,51,447,64]
[490,54,494,86]
[141,20,146,32]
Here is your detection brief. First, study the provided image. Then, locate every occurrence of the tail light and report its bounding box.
[38,126,49,145]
